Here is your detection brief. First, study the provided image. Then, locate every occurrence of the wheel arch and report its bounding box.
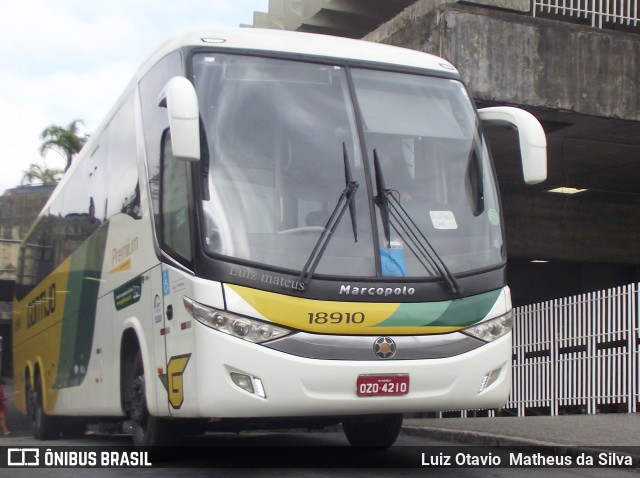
[120,327,141,417]
[30,357,50,412]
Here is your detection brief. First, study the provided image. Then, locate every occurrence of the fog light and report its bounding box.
[252,377,267,398]
[230,372,267,398]
[478,367,502,393]
[231,372,254,394]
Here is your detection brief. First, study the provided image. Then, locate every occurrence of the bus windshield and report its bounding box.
[194,54,504,279]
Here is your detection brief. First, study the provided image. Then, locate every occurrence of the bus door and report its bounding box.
[157,130,199,416]
[146,263,172,416]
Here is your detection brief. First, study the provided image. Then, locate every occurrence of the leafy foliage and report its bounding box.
[39,119,89,172]
[21,163,63,185]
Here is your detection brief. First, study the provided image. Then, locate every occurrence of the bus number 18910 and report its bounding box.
[308,311,365,325]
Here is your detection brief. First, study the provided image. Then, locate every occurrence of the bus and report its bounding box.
[13,28,546,447]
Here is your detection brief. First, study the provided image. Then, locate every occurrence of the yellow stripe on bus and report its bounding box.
[226,284,464,335]
[12,258,72,413]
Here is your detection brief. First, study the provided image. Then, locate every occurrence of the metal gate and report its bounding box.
[506,283,638,416]
[532,0,639,29]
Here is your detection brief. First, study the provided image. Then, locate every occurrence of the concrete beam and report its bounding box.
[252,11,273,29]
[253,0,421,38]
[302,0,332,19]
[366,2,640,122]
[264,0,286,30]
[296,0,417,37]
[315,0,415,18]
[283,0,305,31]
[474,0,529,10]
[364,0,530,43]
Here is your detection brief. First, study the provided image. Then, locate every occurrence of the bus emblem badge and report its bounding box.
[373,337,396,359]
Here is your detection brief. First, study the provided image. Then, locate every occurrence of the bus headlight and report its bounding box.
[461,310,513,342]
[183,297,292,343]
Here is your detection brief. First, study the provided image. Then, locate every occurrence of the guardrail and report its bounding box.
[532,0,639,29]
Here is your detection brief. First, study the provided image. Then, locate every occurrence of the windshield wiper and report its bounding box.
[343,142,358,243]
[296,144,359,289]
[372,149,463,297]
[373,150,391,248]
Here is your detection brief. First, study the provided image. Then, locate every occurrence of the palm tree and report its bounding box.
[39,119,89,172]
[21,163,63,185]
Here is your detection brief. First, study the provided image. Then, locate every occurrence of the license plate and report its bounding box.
[356,374,409,397]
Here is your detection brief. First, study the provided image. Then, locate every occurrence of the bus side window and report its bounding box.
[160,130,193,264]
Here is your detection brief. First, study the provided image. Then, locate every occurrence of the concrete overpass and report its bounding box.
[252,0,640,305]
[251,0,418,37]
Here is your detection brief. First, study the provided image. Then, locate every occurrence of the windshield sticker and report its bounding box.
[380,247,406,277]
[430,211,458,230]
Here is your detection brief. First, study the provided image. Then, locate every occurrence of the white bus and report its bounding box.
[13,28,546,447]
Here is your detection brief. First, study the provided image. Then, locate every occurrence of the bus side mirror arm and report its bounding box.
[158,76,201,162]
[478,106,547,185]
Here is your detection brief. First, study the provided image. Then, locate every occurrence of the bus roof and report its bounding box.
[139,28,459,79]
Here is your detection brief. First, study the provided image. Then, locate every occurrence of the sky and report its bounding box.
[0,0,269,194]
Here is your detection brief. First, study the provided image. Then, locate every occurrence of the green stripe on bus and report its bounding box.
[54,224,109,389]
[374,289,502,328]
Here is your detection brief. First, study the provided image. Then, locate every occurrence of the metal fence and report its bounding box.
[505,283,639,416]
[532,0,640,29]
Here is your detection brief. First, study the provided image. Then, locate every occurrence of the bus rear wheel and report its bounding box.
[129,351,174,447]
[342,414,403,448]
[32,375,60,440]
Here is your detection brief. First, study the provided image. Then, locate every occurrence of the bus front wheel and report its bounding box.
[129,351,174,447]
[342,414,403,448]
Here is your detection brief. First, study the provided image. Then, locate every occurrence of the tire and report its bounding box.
[128,351,175,447]
[32,374,61,440]
[342,414,403,448]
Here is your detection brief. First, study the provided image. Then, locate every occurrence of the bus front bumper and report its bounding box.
[181,324,512,419]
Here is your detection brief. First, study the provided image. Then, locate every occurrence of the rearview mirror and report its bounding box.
[158,76,200,162]
[479,106,547,185]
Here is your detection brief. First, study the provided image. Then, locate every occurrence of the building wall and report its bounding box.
[0,186,53,275]
[0,185,54,317]
[0,185,53,376]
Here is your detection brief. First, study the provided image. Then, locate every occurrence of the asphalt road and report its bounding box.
[1,388,638,476]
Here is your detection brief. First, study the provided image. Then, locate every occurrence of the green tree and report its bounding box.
[21,163,63,185]
[39,119,89,172]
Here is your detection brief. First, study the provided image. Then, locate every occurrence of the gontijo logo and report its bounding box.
[27,283,56,328]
